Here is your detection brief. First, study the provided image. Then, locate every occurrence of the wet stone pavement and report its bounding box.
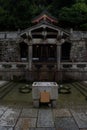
[0,106,87,130]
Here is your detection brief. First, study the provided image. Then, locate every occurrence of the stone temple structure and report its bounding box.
[0,11,87,81]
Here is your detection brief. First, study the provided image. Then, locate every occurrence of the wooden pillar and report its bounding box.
[41,46,43,59]
[28,44,32,70]
[57,44,61,70]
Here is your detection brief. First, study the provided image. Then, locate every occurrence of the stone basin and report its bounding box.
[32,82,58,87]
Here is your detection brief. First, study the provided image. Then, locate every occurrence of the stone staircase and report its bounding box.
[0,81,17,99]
[72,82,87,100]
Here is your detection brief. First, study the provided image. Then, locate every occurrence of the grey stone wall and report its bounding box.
[0,40,20,62]
[0,39,87,62]
[0,30,87,63]
[70,40,87,62]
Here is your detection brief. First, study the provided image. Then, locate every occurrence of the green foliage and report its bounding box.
[80,23,87,30]
[0,0,87,30]
[58,3,87,30]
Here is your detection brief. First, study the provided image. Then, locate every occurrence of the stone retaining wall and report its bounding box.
[0,31,87,81]
[0,69,87,81]
[70,40,87,62]
[0,41,20,62]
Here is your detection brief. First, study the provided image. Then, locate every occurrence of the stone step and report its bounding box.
[72,83,87,99]
[0,82,17,99]
[0,82,13,93]
[77,82,87,91]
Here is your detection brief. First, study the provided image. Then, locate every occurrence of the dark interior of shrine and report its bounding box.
[33,44,57,62]
[61,42,71,61]
[20,42,28,61]
[20,42,71,62]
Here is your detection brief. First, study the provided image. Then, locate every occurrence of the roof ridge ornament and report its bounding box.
[32,11,58,24]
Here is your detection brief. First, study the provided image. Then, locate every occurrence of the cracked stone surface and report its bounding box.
[37,109,54,127]
[0,108,20,127]
[79,129,87,130]
[0,126,13,130]
[30,128,56,130]
[55,117,79,130]
[20,108,38,118]
[0,106,7,117]
[15,118,36,130]
[0,105,87,129]
[71,110,87,129]
[53,109,71,118]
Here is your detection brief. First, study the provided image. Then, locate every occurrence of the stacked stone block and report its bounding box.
[0,40,20,62]
[70,40,87,62]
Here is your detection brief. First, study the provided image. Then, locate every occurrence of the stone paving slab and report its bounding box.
[15,118,36,130]
[0,106,87,130]
[0,106,7,117]
[53,109,71,118]
[0,126,13,130]
[0,108,21,127]
[71,110,87,129]
[21,108,38,118]
[37,109,54,127]
[30,128,56,130]
[80,129,87,130]
[55,117,79,130]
